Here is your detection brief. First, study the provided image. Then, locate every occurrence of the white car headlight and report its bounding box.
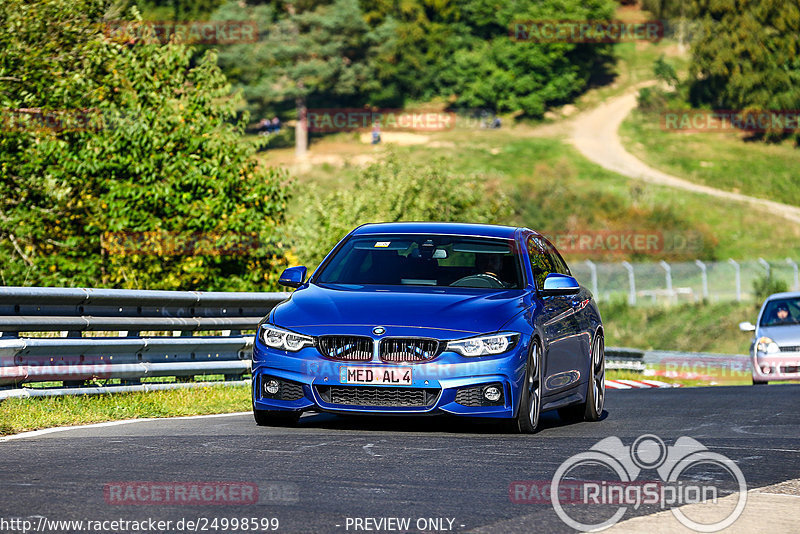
[447,332,520,357]
[756,336,780,354]
[260,325,314,352]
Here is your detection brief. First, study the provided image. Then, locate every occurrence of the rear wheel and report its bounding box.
[560,334,605,422]
[752,378,769,385]
[514,340,542,434]
[583,334,605,421]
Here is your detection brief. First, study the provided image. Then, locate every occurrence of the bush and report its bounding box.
[0,0,290,290]
[292,154,514,268]
[753,275,789,304]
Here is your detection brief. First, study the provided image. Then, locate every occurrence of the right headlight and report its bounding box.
[260,325,314,352]
[756,336,780,354]
[447,332,520,357]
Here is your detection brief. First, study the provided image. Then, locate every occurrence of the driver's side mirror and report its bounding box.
[738,321,756,332]
[540,273,580,296]
[279,266,307,288]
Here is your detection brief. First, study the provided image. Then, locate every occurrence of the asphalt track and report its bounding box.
[1,385,799,533]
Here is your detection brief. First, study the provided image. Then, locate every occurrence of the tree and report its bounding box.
[688,0,800,141]
[0,0,290,290]
[439,0,617,116]
[213,0,387,156]
[294,154,513,267]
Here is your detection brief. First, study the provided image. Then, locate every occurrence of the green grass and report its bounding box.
[601,299,758,354]
[0,384,250,436]
[621,109,800,207]
[289,130,800,262]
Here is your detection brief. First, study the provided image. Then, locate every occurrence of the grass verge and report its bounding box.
[620,108,800,207]
[601,299,758,354]
[0,384,250,436]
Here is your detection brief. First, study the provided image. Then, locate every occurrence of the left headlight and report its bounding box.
[260,325,314,352]
[756,336,780,354]
[447,332,520,357]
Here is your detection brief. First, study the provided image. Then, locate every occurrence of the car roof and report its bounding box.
[765,291,800,301]
[351,222,530,240]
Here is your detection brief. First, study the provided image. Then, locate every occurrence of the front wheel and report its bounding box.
[513,340,542,434]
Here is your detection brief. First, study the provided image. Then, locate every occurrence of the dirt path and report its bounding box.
[569,87,800,225]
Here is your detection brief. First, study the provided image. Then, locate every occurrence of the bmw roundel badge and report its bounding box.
[372,326,386,336]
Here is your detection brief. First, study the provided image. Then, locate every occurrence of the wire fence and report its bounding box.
[570,258,800,306]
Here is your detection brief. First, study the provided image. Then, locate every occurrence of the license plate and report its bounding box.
[340,366,412,385]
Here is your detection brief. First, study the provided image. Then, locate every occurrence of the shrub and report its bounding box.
[292,154,513,268]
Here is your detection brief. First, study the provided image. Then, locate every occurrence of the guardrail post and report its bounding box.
[621,261,636,306]
[728,259,741,302]
[584,260,598,297]
[758,257,770,278]
[658,260,672,303]
[695,259,708,300]
[787,258,799,290]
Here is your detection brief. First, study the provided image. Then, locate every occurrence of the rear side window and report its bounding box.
[544,238,571,276]
[527,236,555,289]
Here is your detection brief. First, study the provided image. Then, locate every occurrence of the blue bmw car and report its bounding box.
[252,222,604,433]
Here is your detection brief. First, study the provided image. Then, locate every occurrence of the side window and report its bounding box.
[544,239,571,276]
[527,236,554,289]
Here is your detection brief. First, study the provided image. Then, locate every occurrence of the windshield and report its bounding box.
[760,297,800,327]
[315,234,524,289]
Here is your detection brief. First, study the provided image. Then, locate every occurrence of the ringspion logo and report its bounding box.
[542,434,747,531]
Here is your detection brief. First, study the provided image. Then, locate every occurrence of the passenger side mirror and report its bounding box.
[540,273,580,296]
[738,321,756,332]
[279,266,307,288]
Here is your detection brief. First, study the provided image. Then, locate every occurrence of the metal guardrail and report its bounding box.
[0,287,289,399]
[0,285,751,399]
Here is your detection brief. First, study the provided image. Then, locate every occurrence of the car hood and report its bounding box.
[758,325,800,346]
[270,283,529,338]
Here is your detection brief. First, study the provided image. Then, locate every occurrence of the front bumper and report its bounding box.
[753,352,800,382]
[252,337,529,417]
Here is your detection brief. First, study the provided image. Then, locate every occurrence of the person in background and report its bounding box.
[371,121,381,144]
[271,116,281,134]
[258,117,271,135]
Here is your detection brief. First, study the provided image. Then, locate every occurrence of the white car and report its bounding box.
[739,292,800,384]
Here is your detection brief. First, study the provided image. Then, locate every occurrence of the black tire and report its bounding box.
[752,378,768,385]
[583,334,605,421]
[513,340,542,434]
